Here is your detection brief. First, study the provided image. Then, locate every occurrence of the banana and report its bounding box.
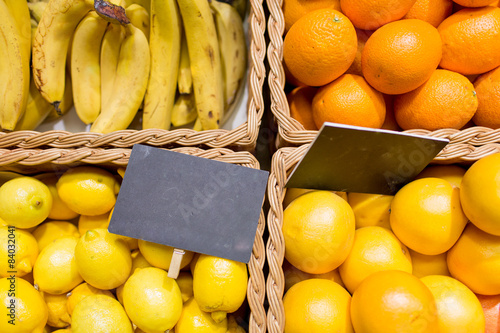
[126,3,149,40]
[193,117,203,131]
[4,0,32,64]
[71,11,108,124]
[14,77,53,131]
[27,1,47,23]
[100,23,126,111]
[0,0,30,130]
[177,0,224,130]
[142,0,181,130]
[211,0,247,110]
[177,34,192,95]
[90,24,150,133]
[124,0,150,14]
[45,71,74,121]
[171,93,197,127]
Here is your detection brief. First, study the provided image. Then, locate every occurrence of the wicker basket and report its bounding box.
[0,0,266,151]
[266,0,500,161]
[0,147,267,333]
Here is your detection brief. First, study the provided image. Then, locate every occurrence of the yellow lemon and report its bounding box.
[40,291,71,328]
[177,271,194,302]
[0,226,38,277]
[190,252,201,274]
[52,330,72,333]
[390,178,468,255]
[283,259,344,292]
[72,294,133,333]
[130,249,152,273]
[339,226,413,293]
[75,228,131,290]
[0,177,53,229]
[415,165,466,188]
[36,173,79,221]
[175,297,228,333]
[283,279,353,333]
[410,249,450,278]
[460,153,500,235]
[32,221,80,251]
[78,212,110,235]
[56,166,120,216]
[347,192,393,229]
[0,276,48,333]
[33,237,83,295]
[227,315,246,333]
[66,282,115,315]
[283,188,347,208]
[123,267,183,332]
[22,271,34,285]
[138,239,194,271]
[116,283,125,305]
[421,275,485,332]
[193,254,247,323]
[283,190,355,274]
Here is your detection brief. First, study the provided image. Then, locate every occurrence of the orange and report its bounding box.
[460,153,500,235]
[454,0,497,6]
[283,279,353,333]
[410,250,450,278]
[345,28,373,76]
[283,9,357,86]
[282,191,355,274]
[421,275,485,333]
[347,192,393,229]
[438,6,500,75]
[404,0,454,27]
[283,61,306,87]
[473,65,500,129]
[414,164,466,188]
[338,226,412,293]
[381,94,402,131]
[351,270,439,333]
[361,19,442,95]
[283,0,342,32]
[311,74,386,129]
[394,69,478,130]
[340,0,417,30]
[447,223,500,295]
[390,178,468,255]
[287,86,318,130]
[283,259,345,292]
[475,294,500,333]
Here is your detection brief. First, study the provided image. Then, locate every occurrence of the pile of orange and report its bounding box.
[283,0,500,131]
[281,153,500,332]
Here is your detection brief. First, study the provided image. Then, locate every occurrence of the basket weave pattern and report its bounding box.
[266,0,500,162]
[0,0,266,150]
[0,147,267,333]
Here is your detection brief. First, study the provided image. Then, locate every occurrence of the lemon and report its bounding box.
[33,237,83,295]
[32,221,80,251]
[123,267,183,332]
[283,259,345,292]
[72,294,133,333]
[190,252,201,274]
[138,239,194,270]
[116,283,125,305]
[52,330,72,333]
[56,166,120,216]
[193,254,247,323]
[175,297,228,333]
[283,188,347,208]
[0,276,48,333]
[0,177,53,229]
[347,192,393,229]
[0,226,39,277]
[66,282,115,315]
[75,228,131,290]
[78,212,110,235]
[36,173,79,221]
[40,291,71,328]
[415,165,466,188]
[22,271,34,285]
[131,249,152,273]
[410,249,450,278]
[227,315,246,333]
[421,275,485,333]
[177,271,194,302]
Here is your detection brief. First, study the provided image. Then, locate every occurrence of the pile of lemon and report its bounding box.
[0,166,248,333]
[281,153,500,333]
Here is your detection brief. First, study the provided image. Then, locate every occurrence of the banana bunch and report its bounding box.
[1,0,247,133]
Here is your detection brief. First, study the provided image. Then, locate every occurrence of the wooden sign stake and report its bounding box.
[167,248,185,279]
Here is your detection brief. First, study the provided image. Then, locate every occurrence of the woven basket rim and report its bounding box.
[0,0,266,150]
[0,146,267,333]
[266,0,500,161]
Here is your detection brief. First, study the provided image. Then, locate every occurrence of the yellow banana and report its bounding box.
[193,117,203,131]
[46,69,74,121]
[100,23,126,111]
[177,0,224,130]
[124,0,150,13]
[71,11,108,124]
[177,34,192,95]
[4,0,32,64]
[14,77,53,131]
[126,3,149,40]
[142,0,181,130]
[171,93,197,127]
[90,24,150,133]
[0,0,30,130]
[27,1,47,23]
[210,0,247,110]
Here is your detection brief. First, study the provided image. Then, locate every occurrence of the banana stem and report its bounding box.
[94,0,130,24]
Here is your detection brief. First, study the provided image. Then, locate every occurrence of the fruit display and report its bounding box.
[0,0,247,133]
[267,146,500,333]
[0,148,266,332]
